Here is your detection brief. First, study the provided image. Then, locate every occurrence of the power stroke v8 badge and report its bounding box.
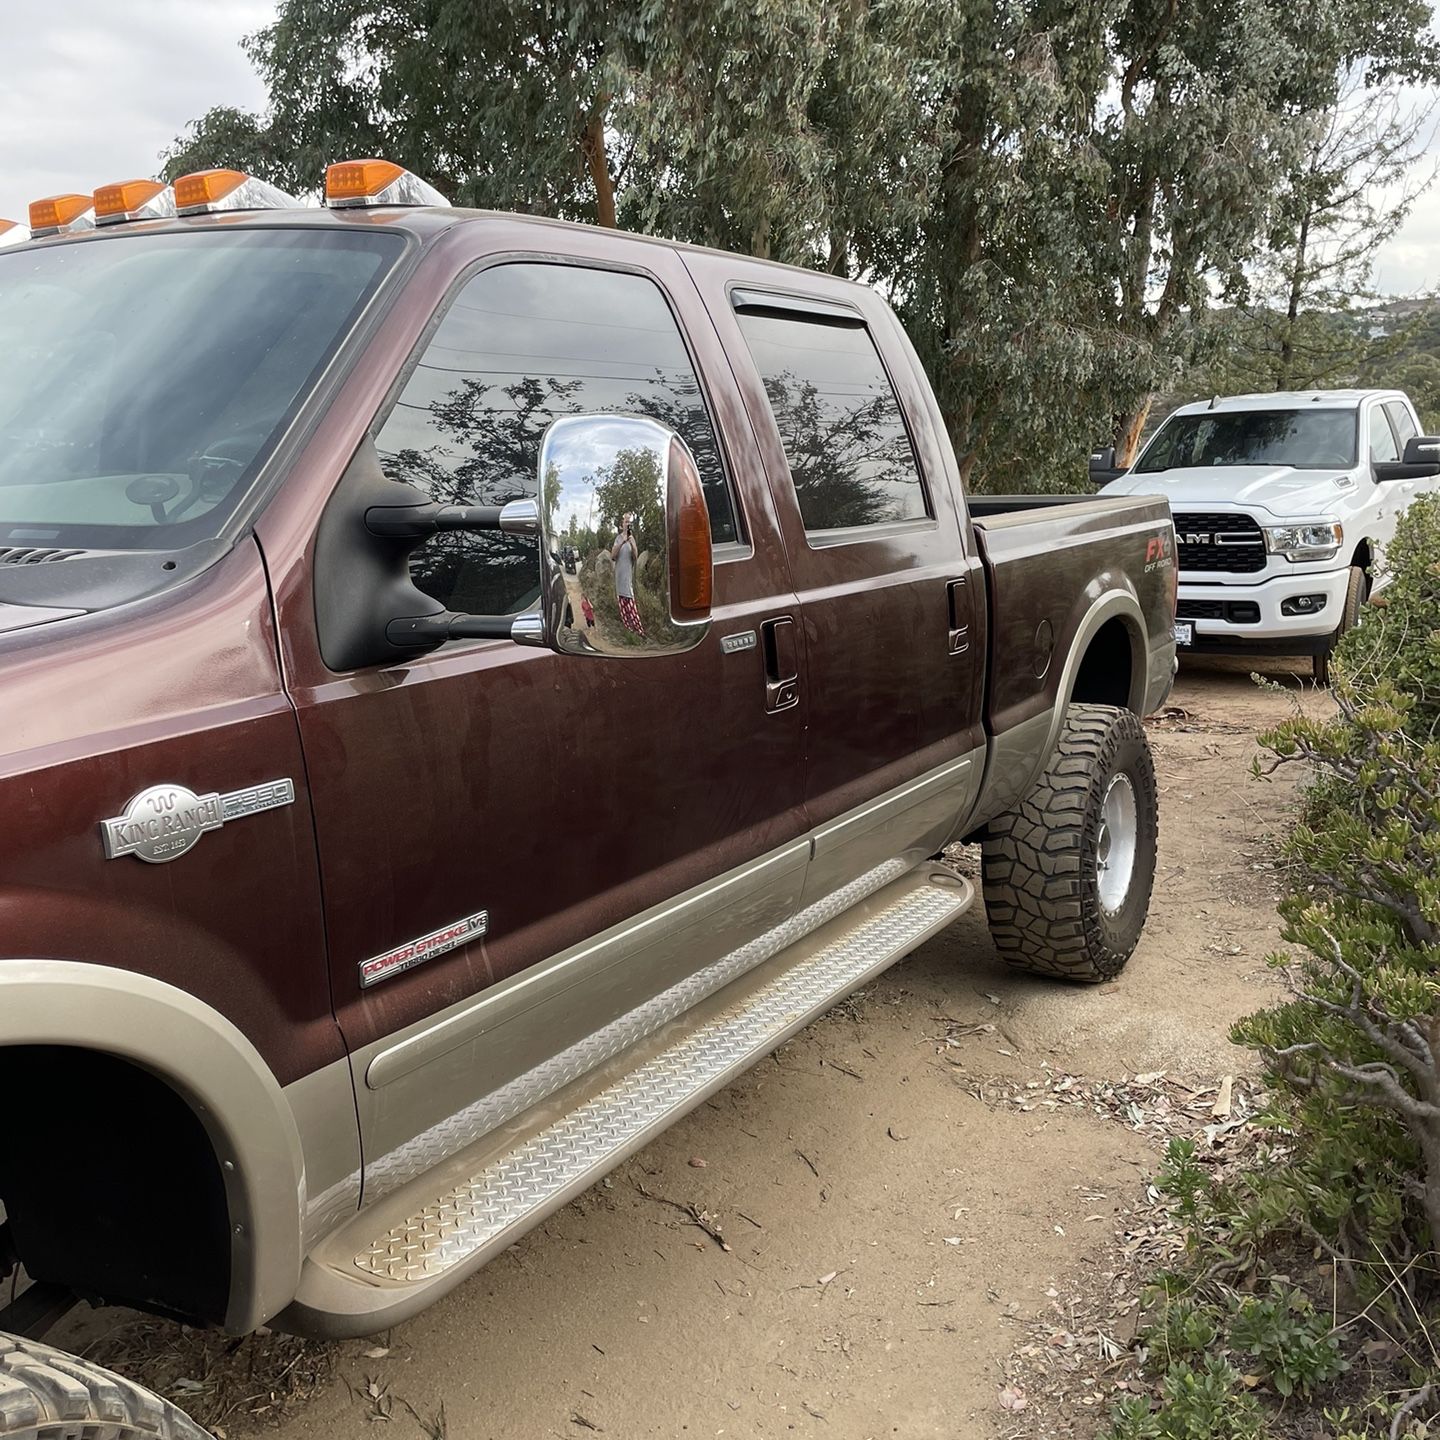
[101,779,295,863]
[359,912,488,988]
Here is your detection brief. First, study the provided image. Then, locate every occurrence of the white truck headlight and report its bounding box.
[1263,521,1343,562]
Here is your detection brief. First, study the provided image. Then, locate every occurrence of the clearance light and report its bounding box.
[172,168,296,216]
[0,219,28,247]
[94,179,175,226]
[28,194,96,238]
[325,158,449,209]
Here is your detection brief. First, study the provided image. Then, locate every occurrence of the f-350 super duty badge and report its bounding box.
[101,779,295,863]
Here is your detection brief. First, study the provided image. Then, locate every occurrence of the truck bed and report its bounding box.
[964,492,1176,823]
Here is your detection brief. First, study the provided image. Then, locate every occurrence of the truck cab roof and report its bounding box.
[1171,388,1404,417]
[7,201,882,296]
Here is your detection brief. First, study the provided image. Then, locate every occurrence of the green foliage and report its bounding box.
[1104,499,1440,1436]
[1229,1291,1348,1397]
[1101,1357,1263,1440]
[167,0,1439,492]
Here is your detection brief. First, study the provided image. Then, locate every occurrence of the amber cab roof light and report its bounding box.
[172,168,297,216]
[94,179,176,226]
[0,218,29,247]
[325,159,450,209]
[28,194,96,239]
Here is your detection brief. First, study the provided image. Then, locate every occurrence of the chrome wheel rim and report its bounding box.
[1095,772,1138,914]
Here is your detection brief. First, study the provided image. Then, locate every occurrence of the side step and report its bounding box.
[282,862,973,1338]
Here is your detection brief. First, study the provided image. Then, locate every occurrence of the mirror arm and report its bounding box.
[365,497,541,539]
[385,611,539,647]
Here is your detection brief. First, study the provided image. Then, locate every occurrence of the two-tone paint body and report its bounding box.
[0,207,1175,1336]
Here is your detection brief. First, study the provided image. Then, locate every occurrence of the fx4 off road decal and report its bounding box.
[1144,532,1174,573]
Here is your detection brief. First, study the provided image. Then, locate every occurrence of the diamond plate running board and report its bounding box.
[349,866,973,1288]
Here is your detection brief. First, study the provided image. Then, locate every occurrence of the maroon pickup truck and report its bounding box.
[0,165,1174,1432]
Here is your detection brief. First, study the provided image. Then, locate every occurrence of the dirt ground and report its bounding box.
[60,655,1325,1440]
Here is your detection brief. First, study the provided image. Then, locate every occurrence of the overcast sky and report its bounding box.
[2,0,1439,294]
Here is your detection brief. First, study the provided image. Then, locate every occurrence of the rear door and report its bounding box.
[262,228,809,1166]
[683,256,986,901]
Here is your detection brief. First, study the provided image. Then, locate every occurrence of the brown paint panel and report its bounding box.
[973,496,1174,734]
[260,223,809,1057]
[0,542,340,1086]
[681,250,987,835]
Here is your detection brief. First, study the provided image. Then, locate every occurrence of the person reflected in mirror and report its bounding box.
[611,513,645,636]
[580,593,595,630]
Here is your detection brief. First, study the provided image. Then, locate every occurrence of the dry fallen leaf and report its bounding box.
[363,1347,390,1360]
[998,1385,1028,1412]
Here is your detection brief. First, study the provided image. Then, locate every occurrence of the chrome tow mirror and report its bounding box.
[519,414,714,657]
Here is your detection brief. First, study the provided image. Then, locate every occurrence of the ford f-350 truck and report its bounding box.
[0,164,1175,1433]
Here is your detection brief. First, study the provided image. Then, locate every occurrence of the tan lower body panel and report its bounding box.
[278,860,974,1338]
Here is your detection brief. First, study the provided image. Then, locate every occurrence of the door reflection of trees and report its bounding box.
[379,367,732,618]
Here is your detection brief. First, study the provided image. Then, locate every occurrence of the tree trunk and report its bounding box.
[751,214,771,261]
[581,112,617,228]
[1278,208,1312,390]
[1114,398,1154,466]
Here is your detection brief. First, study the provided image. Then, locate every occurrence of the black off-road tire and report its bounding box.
[1312,564,1366,687]
[981,703,1158,982]
[0,1331,209,1438]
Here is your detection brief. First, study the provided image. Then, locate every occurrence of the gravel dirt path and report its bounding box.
[57,656,1323,1439]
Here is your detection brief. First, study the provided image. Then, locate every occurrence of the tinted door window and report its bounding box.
[735,309,927,532]
[1386,401,1418,448]
[1369,406,1401,463]
[376,263,737,616]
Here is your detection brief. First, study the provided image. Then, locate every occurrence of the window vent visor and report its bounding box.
[325,159,450,209]
[729,287,864,325]
[173,168,297,216]
[28,194,95,238]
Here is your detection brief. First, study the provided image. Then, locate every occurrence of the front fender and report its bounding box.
[0,959,304,1333]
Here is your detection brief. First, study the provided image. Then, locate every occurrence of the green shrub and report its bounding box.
[1101,498,1440,1437]
[1101,1358,1263,1440]
[1227,1289,1346,1397]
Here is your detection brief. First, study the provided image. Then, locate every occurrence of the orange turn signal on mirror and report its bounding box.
[94,179,171,224]
[28,193,93,235]
[668,437,713,618]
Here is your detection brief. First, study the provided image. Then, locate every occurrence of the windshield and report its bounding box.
[0,228,401,551]
[1134,409,1358,473]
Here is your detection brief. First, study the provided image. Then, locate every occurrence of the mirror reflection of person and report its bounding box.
[611,513,645,636]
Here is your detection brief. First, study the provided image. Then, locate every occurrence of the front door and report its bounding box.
[265,234,808,1167]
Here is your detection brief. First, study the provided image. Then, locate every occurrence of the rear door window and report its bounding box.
[375,262,738,617]
[733,304,928,534]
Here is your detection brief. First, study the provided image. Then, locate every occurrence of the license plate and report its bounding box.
[1173,621,1194,647]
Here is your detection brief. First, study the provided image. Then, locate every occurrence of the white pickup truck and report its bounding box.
[1093,389,1440,681]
